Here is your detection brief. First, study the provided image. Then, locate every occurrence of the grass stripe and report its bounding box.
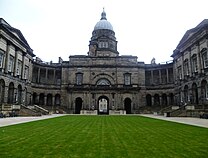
[0,115,207,158]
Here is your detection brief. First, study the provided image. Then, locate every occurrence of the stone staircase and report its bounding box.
[164,104,208,117]
[0,104,50,117]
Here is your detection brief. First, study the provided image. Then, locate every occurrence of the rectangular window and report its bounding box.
[76,73,83,85]
[202,52,208,68]
[191,55,198,72]
[183,59,189,75]
[99,41,108,48]
[0,50,4,68]
[17,60,22,76]
[24,66,29,79]
[124,73,131,85]
[177,66,182,80]
[8,55,14,72]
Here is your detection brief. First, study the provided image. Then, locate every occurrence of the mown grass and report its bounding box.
[0,115,207,158]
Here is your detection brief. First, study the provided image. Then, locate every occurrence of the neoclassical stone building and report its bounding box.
[172,19,208,107]
[0,11,207,115]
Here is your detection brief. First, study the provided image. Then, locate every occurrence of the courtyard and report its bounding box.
[0,115,207,157]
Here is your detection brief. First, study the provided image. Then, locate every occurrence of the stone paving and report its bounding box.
[0,114,67,127]
[0,114,208,128]
[140,114,208,128]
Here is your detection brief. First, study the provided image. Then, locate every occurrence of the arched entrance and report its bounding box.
[8,82,14,104]
[0,79,5,105]
[192,83,198,104]
[124,98,131,114]
[98,96,109,115]
[161,94,167,107]
[146,94,152,106]
[17,85,22,104]
[47,94,52,106]
[201,80,207,103]
[39,93,45,105]
[32,92,38,105]
[75,97,82,114]
[169,93,174,105]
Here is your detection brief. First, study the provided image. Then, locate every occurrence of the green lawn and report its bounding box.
[0,116,207,158]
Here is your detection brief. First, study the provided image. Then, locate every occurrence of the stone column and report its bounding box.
[4,86,9,103]
[21,89,25,105]
[13,88,17,104]
[21,53,25,79]
[181,53,184,79]
[43,95,47,105]
[188,49,192,76]
[166,69,169,83]
[167,95,170,106]
[197,86,201,104]
[159,96,162,108]
[151,96,154,106]
[13,50,18,77]
[45,68,48,84]
[159,70,162,84]
[196,43,202,73]
[151,70,153,84]
[52,95,55,106]
[53,70,56,84]
[4,44,11,73]
[37,68,40,83]
[36,94,39,105]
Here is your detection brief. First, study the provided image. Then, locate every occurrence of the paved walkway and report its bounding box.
[140,114,208,128]
[0,114,67,127]
[0,114,208,128]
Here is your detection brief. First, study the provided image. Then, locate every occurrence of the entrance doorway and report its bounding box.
[98,96,109,115]
[124,98,131,114]
[75,97,82,114]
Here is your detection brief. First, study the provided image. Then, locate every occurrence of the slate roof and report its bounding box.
[176,19,208,49]
[172,19,208,57]
[0,18,34,56]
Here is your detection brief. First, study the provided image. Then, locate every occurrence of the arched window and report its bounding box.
[201,48,208,68]
[97,78,111,86]
[8,82,14,104]
[146,94,152,106]
[0,79,5,104]
[17,85,22,104]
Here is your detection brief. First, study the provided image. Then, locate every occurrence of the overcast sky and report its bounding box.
[0,0,207,63]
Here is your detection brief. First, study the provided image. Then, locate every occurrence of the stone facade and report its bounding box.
[0,18,34,109]
[172,19,208,107]
[1,13,207,115]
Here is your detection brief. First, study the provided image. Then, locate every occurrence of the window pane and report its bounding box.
[76,73,83,85]
[124,74,131,85]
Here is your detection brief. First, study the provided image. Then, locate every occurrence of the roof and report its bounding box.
[171,19,208,57]
[0,18,34,56]
[94,9,114,31]
[176,19,208,49]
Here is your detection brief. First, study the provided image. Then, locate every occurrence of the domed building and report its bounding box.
[0,11,207,116]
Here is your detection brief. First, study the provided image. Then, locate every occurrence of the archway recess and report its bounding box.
[124,98,131,114]
[98,96,109,115]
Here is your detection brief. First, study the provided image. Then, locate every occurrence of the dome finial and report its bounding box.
[101,7,107,20]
